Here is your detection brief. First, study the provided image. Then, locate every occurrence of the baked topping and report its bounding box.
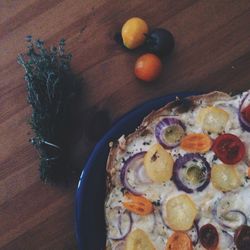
[239,92,250,132]
[180,133,212,153]
[105,91,250,249]
[125,229,155,250]
[172,153,211,193]
[143,143,174,183]
[211,164,242,192]
[123,193,153,216]
[120,152,152,195]
[166,232,193,250]
[212,134,245,165]
[199,224,219,249]
[234,225,250,250]
[164,194,197,231]
[197,106,229,133]
[155,118,185,148]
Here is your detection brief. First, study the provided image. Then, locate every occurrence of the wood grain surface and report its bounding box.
[1,0,250,249]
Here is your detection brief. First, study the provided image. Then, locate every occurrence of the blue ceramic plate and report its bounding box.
[75,92,198,250]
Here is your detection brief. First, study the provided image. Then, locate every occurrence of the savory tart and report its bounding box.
[105,90,250,250]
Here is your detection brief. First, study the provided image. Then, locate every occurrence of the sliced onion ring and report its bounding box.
[212,203,247,230]
[212,198,247,231]
[120,152,152,195]
[155,117,185,149]
[172,153,211,193]
[108,206,132,240]
[239,91,250,132]
[136,163,152,184]
[220,210,247,229]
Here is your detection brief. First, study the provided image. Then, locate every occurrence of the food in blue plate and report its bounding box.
[105,91,250,250]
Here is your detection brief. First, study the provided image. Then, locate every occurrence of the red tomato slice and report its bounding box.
[234,225,250,250]
[213,134,245,165]
[199,224,219,250]
[242,104,250,124]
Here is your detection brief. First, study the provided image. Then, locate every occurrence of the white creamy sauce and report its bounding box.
[105,92,250,249]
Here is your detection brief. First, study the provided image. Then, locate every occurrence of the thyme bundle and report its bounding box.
[17,36,79,184]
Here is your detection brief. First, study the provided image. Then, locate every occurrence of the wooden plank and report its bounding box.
[0,0,250,249]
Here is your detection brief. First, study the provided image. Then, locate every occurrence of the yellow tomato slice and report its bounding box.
[144,144,174,183]
[197,107,229,133]
[211,164,242,192]
[125,229,155,250]
[165,194,197,231]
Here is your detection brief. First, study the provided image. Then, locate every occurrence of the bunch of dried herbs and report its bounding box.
[17,36,80,184]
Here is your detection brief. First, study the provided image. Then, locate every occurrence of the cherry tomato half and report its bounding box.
[199,224,219,250]
[213,134,245,165]
[234,225,250,250]
[166,232,193,250]
[134,53,162,82]
[242,104,250,124]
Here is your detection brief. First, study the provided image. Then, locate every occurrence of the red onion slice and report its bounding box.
[120,152,152,195]
[239,92,250,132]
[155,117,185,149]
[107,206,132,240]
[172,153,211,193]
[221,210,247,229]
[136,164,152,184]
[212,199,247,231]
[215,210,247,231]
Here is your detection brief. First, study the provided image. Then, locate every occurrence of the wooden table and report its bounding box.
[1,1,250,249]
